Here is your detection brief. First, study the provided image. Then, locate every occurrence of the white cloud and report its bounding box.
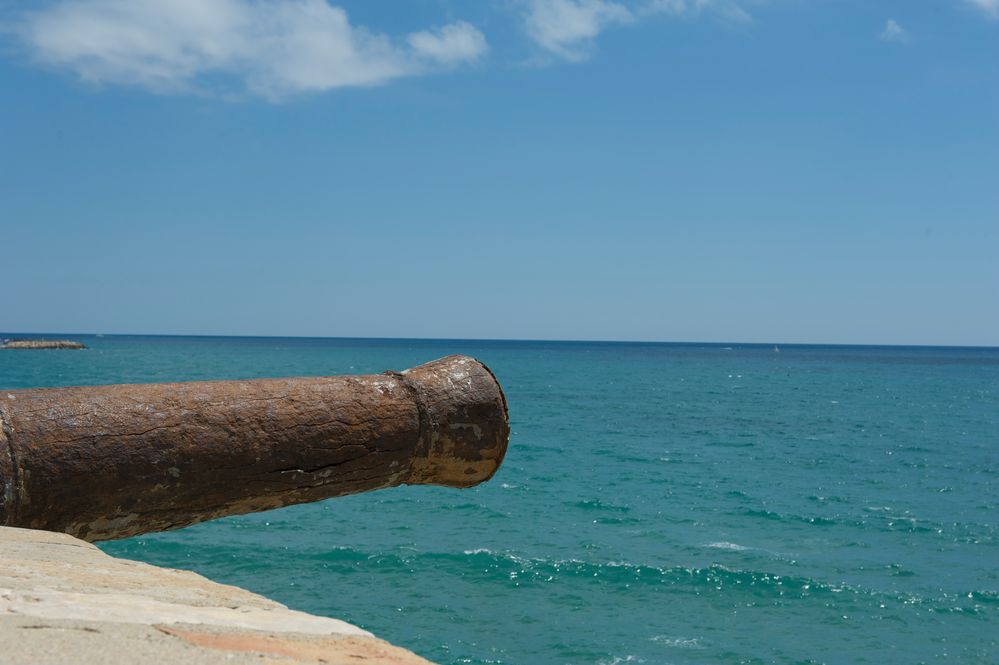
[879,19,908,42]
[408,21,488,66]
[966,0,999,19]
[522,0,751,62]
[522,0,633,61]
[12,0,487,100]
[646,0,751,24]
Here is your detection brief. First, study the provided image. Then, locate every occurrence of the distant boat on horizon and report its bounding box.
[774,345,780,353]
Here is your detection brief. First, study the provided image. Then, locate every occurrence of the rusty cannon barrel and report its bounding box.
[0,355,508,542]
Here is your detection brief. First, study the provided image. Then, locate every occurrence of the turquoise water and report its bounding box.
[2,335,997,664]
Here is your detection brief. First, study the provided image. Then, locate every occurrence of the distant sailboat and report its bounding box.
[773,345,780,353]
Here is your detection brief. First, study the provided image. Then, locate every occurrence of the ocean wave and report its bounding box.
[572,498,632,513]
[705,541,751,551]
[807,494,847,504]
[304,546,998,616]
[597,656,643,665]
[591,516,644,526]
[741,508,840,526]
[649,635,701,648]
[103,535,999,632]
[968,590,999,605]
[735,507,995,539]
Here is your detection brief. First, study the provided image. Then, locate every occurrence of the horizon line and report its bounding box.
[2,331,997,351]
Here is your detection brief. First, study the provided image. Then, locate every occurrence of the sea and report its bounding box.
[1,335,996,664]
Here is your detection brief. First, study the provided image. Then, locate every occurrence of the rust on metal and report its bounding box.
[0,355,509,541]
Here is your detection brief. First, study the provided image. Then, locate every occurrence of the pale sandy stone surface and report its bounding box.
[0,526,435,664]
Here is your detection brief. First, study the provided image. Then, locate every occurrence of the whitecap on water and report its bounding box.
[705,541,750,551]
[463,548,492,555]
[598,656,645,665]
[650,636,702,648]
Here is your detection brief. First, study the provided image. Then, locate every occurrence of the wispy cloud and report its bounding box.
[408,22,488,66]
[522,0,633,61]
[646,0,752,25]
[879,19,908,43]
[10,0,487,101]
[966,0,999,19]
[521,0,751,62]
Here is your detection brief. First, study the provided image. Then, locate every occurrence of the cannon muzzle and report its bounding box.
[0,355,509,541]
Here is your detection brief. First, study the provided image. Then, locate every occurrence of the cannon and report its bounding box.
[0,355,508,541]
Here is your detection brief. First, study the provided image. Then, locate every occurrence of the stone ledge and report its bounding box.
[0,526,433,665]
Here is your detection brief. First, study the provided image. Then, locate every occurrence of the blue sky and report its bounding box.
[1,0,997,345]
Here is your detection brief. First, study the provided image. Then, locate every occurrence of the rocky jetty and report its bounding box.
[1,339,87,350]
